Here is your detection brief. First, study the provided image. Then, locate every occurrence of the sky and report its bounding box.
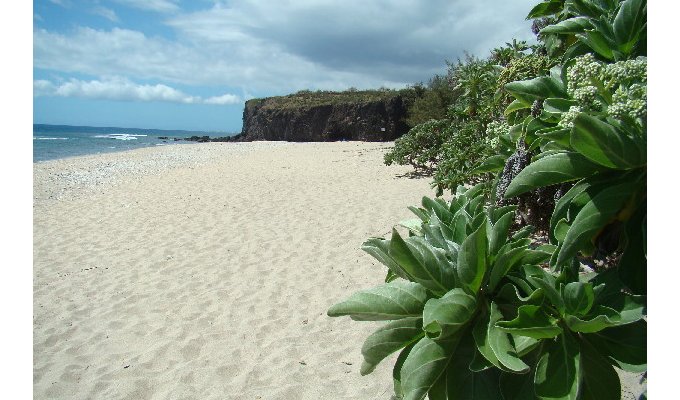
[33,0,539,132]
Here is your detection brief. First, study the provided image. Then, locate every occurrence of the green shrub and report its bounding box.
[384,120,453,174]
[332,1,646,398]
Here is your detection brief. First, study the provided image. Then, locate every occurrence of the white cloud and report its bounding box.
[92,7,120,23]
[204,94,242,105]
[112,0,180,13]
[34,0,538,94]
[33,77,242,105]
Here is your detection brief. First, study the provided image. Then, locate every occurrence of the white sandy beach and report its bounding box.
[33,142,433,399]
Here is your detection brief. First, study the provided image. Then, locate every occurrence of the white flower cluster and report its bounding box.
[609,83,647,120]
[563,55,647,124]
[602,57,647,87]
[558,106,582,129]
[485,120,508,149]
[567,53,603,95]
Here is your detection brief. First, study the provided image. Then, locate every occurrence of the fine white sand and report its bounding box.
[33,142,433,399]
[33,141,645,399]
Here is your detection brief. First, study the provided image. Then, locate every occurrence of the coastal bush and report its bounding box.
[384,120,453,174]
[328,185,646,399]
[331,0,646,398]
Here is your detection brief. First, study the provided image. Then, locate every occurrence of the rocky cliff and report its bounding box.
[240,90,413,141]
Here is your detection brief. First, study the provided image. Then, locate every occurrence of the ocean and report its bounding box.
[33,124,235,162]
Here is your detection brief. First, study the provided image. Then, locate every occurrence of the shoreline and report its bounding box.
[34,141,432,399]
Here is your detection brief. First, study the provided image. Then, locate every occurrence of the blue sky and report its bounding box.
[34,0,538,132]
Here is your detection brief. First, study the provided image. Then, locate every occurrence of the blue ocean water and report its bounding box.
[33,124,234,162]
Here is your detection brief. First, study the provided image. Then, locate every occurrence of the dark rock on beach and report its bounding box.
[239,90,412,142]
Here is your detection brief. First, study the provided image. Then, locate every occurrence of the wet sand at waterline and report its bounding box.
[33,141,432,399]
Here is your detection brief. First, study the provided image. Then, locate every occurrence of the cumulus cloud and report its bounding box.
[33,77,242,105]
[34,0,537,94]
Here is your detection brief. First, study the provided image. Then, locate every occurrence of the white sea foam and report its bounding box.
[93,134,141,141]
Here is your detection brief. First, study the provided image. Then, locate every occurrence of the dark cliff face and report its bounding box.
[241,94,411,142]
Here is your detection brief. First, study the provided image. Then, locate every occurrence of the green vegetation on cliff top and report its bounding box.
[247,88,416,110]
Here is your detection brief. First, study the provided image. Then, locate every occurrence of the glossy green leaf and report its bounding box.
[360,317,424,375]
[534,332,581,400]
[389,229,451,295]
[429,332,503,400]
[423,288,477,340]
[556,180,639,266]
[405,236,457,291]
[489,211,515,256]
[584,320,647,372]
[505,76,568,103]
[472,308,505,371]
[576,31,615,60]
[488,302,530,373]
[540,16,592,34]
[564,305,621,333]
[563,282,594,317]
[400,335,461,400]
[526,274,565,314]
[543,98,577,114]
[613,0,646,55]
[496,305,562,339]
[457,221,488,294]
[526,0,563,19]
[579,336,621,400]
[327,281,428,321]
[393,342,417,398]
[505,98,532,116]
[423,196,453,225]
[571,113,645,169]
[470,155,508,175]
[362,237,414,281]
[619,204,647,295]
[504,152,609,198]
[489,246,528,292]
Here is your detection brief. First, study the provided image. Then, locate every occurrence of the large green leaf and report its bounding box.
[578,336,621,400]
[576,31,615,60]
[429,332,503,400]
[487,302,530,373]
[393,342,417,398]
[360,317,424,375]
[564,305,622,333]
[389,229,452,295]
[400,335,461,400]
[613,0,647,55]
[526,0,563,19]
[556,180,639,266]
[563,282,595,317]
[470,155,508,175]
[496,305,562,339]
[488,211,515,256]
[505,76,568,104]
[534,332,581,400]
[571,113,645,169]
[327,281,429,321]
[362,237,414,281]
[540,16,592,34]
[584,321,647,372]
[472,308,505,371]
[406,236,457,291]
[488,246,528,292]
[423,288,477,340]
[504,152,609,198]
[457,221,488,294]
